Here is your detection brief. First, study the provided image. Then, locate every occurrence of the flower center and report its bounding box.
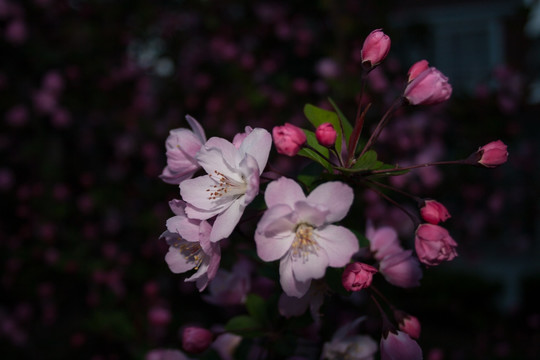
[290,224,319,262]
[206,170,247,200]
[174,241,204,270]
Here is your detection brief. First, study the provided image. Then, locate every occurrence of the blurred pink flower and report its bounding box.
[380,330,422,360]
[365,222,403,261]
[182,327,214,354]
[404,67,452,105]
[415,224,457,266]
[321,317,378,360]
[407,60,429,82]
[379,250,422,288]
[342,262,378,291]
[420,200,451,225]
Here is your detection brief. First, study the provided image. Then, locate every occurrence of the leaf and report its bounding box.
[352,150,383,170]
[297,162,325,191]
[224,315,263,338]
[328,97,353,141]
[297,129,333,172]
[245,294,268,325]
[303,103,345,154]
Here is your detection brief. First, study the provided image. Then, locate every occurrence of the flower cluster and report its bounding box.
[158,28,508,359]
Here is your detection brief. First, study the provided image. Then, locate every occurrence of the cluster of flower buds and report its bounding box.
[158,27,508,360]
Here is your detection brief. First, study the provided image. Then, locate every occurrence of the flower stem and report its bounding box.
[364,181,420,228]
[304,144,335,167]
[368,158,470,175]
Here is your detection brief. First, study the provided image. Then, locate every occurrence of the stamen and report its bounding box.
[290,224,319,263]
[178,243,204,270]
[206,170,247,200]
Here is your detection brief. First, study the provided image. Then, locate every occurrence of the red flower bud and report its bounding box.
[404,67,452,105]
[477,140,508,168]
[415,224,457,266]
[342,262,378,291]
[315,122,337,147]
[272,123,306,156]
[361,29,391,68]
[181,326,213,354]
[407,60,429,82]
[420,200,451,225]
[394,311,422,340]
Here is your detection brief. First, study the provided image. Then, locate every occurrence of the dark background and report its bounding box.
[1,0,539,359]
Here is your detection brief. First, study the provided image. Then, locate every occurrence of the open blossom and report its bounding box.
[380,330,422,360]
[203,261,251,306]
[160,115,207,184]
[255,177,359,298]
[361,29,391,68]
[366,222,403,261]
[404,67,452,105]
[232,126,253,148]
[161,200,221,291]
[420,200,451,225]
[272,123,306,156]
[415,224,457,266]
[321,317,378,360]
[342,262,378,291]
[180,128,272,242]
[477,140,508,168]
[379,250,422,288]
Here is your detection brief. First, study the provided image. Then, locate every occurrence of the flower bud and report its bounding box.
[404,67,452,105]
[181,326,213,354]
[315,122,337,147]
[395,311,421,339]
[361,29,391,68]
[380,330,423,360]
[477,140,508,168]
[420,200,451,225]
[407,60,429,82]
[415,224,457,266]
[272,123,306,156]
[342,262,378,291]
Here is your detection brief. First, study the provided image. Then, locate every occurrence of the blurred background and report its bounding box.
[1,0,539,359]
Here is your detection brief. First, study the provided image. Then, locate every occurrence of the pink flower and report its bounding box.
[477,140,508,168]
[396,312,421,340]
[420,200,451,225]
[415,224,458,266]
[315,122,337,147]
[361,29,391,67]
[321,317,378,360]
[404,67,452,105]
[407,60,429,82]
[379,250,422,288]
[342,262,378,291]
[255,177,359,297]
[366,222,403,261]
[160,115,207,184]
[181,327,214,354]
[161,200,221,291]
[380,330,422,360]
[180,128,272,242]
[272,123,306,156]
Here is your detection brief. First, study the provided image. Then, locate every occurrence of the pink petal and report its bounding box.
[295,201,329,228]
[165,247,196,273]
[180,176,230,218]
[315,225,359,267]
[265,177,306,209]
[255,207,296,262]
[196,145,242,182]
[185,114,206,144]
[166,216,201,242]
[279,256,311,298]
[307,181,354,222]
[210,198,244,242]
[290,249,329,282]
[238,128,272,174]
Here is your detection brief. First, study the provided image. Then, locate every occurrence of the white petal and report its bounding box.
[165,247,196,274]
[265,177,306,209]
[180,176,229,216]
[315,225,359,267]
[279,256,311,298]
[185,115,207,144]
[307,181,354,223]
[290,248,328,282]
[209,198,244,242]
[238,128,272,174]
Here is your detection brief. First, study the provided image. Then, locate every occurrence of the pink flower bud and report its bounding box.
[477,140,508,168]
[404,67,452,105]
[380,330,423,360]
[415,224,457,266]
[407,60,429,82]
[342,262,378,291]
[420,200,451,225]
[272,123,306,156]
[181,327,213,354]
[315,122,337,147]
[395,311,421,339]
[361,29,391,68]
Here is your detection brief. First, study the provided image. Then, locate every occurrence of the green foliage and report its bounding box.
[304,103,349,154]
[297,129,333,172]
[224,315,264,338]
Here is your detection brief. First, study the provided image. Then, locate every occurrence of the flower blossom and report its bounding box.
[404,67,452,105]
[415,223,457,266]
[361,29,391,68]
[321,317,378,360]
[477,140,508,168]
[160,115,206,184]
[315,122,337,147]
[255,177,359,298]
[161,200,221,291]
[180,128,272,242]
[342,262,378,291]
[272,123,306,156]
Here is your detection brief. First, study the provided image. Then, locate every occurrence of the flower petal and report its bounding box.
[180,176,229,218]
[307,181,354,222]
[294,201,329,228]
[315,225,359,267]
[165,246,196,274]
[264,177,306,209]
[290,249,328,282]
[166,215,201,242]
[196,144,243,183]
[255,208,296,262]
[185,114,206,144]
[279,256,311,298]
[239,128,272,174]
[209,197,244,242]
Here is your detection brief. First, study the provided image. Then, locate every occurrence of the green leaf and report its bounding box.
[352,150,383,170]
[303,103,344,154]
[246,294,268,325]
[297,162,325,191]
[224,315,263,338]
[328,97,353,141]
[297,129,333,172]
